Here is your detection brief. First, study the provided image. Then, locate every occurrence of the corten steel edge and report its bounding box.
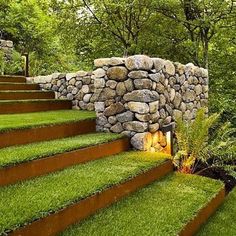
[179,186,226,236]
[0,91,55,100]
[0,138,130,186]
[0,83,39,90]
[0,99,72,114]
[0,75,26,83]
[0,119,96,148]
[9,160,174,236]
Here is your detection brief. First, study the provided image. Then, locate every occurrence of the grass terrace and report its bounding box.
[198,188,236,236]
[0,151,170,234]
[0,110,96,132]
[61,173,223,236]
[0,132,124,168]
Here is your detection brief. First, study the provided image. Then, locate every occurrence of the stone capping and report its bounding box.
[28,55,208,150]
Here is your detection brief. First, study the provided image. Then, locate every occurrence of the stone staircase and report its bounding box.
[0,75,225,236]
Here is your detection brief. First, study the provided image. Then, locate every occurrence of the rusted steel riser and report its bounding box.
[0,83,39,90]
[179,187,226,236]
[0,100,72,114]
[0,75,26,83]
[0,138,130,187]
[0,119,96,148]
[0,91,55,100]
[9,160,174,236]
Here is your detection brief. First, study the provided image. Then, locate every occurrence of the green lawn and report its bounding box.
[197,188,236,236]
[0,151,170,234]
[0,132,124,168]
[0,110,96,132]
[61,173,223,236]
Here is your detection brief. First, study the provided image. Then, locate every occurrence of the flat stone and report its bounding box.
[128,102,149,114]
[124,90,159,102]
[173,109,183,120]
[94,78,105,88]
[149,123,160,132]
[149,101,159,113]
[83,94,92,103]
[93,68,106,78]
[164,60,175,75]
[104,102,125,116]
[110,57,125,66]
[110,122,124,133]
[153,58,165,71]
[131,132,152,150]
[94,58,111,67]
[66,73,77,81]
[195,84,202,95]
[107,66,128,81]
[156,82,165,93]
[95,102,105,112]
[124,79,134,91]
[134,79,152,90]
[125,55,153,70]
[173,92,182,108]
[106,80,117,89]
[128,70,148,79]
[77,71,88,77]
[183,90,196,102]
[135,113,151,122]
[116,82,126,96]
[148,73,162,82]
[123,121,148,132]
[116,111,134,123]
[99,88,116,101]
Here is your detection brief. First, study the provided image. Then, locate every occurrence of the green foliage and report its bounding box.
[174,108,219,173]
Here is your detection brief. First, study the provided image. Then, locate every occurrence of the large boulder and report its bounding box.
[107,66,128,81]
[131,132,152,150]
[125,55,153,70]
[128,102,149,114]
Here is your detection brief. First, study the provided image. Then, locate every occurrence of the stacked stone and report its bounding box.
[27,71,96,111]
[0,40,13,59]
[93,55,208,150]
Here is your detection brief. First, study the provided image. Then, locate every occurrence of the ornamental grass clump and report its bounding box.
[173,108,219,174]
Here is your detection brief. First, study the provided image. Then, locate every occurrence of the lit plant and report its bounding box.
[173,108,219,174]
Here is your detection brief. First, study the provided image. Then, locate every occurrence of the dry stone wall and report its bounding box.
[28,71,96,111]
[28,55,208,150]
[93,55,208,150]
[0,39,13,59]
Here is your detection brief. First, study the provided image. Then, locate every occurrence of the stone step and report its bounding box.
[0,99,72,114]
[0,152,172,235]
[0,82,39,90]
[0,110,96,148]
[0,90,55,100]
[0,134,130,186]
[0,75,26,83]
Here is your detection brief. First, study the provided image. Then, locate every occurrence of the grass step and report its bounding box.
[0,110,96,148]
[0,75,26,83]
[61,173,224,236]
[0,82,39,90]
[0,133,130,186]
[0,151,171,235]
[0,99,72,114]
[197,188,236,236]
[0,90,55,100]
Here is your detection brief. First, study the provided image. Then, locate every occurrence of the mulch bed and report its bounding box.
[198,167,236,194]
